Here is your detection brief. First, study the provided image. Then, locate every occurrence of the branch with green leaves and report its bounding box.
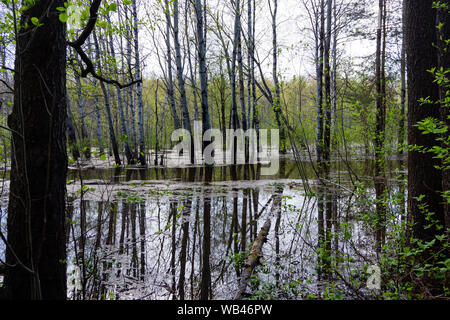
[66,0,141,89]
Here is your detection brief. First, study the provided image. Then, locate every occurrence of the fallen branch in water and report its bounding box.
[234,191,282,300]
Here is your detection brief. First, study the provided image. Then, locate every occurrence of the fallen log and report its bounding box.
[234,192,282,300]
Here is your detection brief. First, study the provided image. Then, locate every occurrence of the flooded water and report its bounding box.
[1,155,406,300]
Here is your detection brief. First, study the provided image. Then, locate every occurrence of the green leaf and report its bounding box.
[31,17,39,26]
[59,13,68,23]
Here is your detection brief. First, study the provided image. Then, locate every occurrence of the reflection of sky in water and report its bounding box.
[1,159,404,299]
[64,179,381,300]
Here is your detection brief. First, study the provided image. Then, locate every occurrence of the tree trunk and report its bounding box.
[251,0,260,154]
[316,0,325,162]
[92,78,105,156]
[406,0,444,242]
[399,0,407,154]
[164,0,181,130]
[132,0,147,165]
[4,0,67,299]
[93,30,121,165]
[237,6,248,162]
[185,1,200,121]
[323,0,332,164]
[194,0,212,150]
[67,97,81,161]
[374,0,387,251]
[270,0,286,154]
[106,15,135,165]
[75,74,91,159]
[173,0,194,164]
[231,0,241,164]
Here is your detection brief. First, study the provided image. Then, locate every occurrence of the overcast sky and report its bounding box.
[136,0,377,81]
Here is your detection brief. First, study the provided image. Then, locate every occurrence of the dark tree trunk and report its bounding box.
[251,0,260,154]
[270,0,286,154]
[230,0,241,164]
[4,0,67,300]
[316,0,325,162]
[173,0,194,164]
[374,0,387,251]
[406,0,445,242]
[165,0,181,130]
[237,7,248,162]
[194,0,212,149]
[323,0,332,164]
[132,0,147,166]
[399,0,407,154]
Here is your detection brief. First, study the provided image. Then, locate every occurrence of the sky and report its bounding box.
[0,0,379,81]
[137,0,378,81]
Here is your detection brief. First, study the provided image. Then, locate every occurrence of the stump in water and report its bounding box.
[234,190,282,300]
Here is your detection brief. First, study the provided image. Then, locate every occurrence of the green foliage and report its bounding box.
[227,250,247,271]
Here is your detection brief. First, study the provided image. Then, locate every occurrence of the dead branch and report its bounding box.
[234,191,282,300]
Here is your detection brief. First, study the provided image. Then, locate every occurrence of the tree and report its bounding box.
[323,0,332,164]
[173,0,194,164]
[374,0,387,250]
[405,0,445,243]
[164,0,181,130]
[93,29,122,166]
[230,0,242,164]
[269,0,286,154]
[74,70,91,159]
[132,0,146,165]
[248,0,260,154]
[193,0,212,151]
[316,0,325,161]
[3,0,140,299]
[106,14,136,165]
[4,0,68,299]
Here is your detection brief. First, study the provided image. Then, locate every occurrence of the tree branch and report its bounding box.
[67,0,142,89]
[0,79,13,93]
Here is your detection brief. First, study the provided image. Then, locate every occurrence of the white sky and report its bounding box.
[137,0,377,81]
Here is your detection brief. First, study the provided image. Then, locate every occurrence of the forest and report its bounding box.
[0,0,448,301]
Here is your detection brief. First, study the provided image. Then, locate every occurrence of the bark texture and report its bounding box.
[4,0,67,299]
